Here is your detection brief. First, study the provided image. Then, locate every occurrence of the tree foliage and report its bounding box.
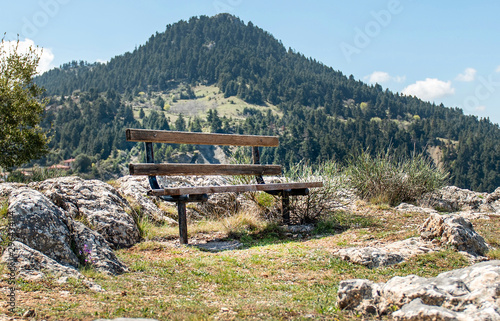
[0,38,47,169]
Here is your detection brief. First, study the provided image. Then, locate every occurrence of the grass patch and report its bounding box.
[473,215,500,248]
[222,210,268,237]
[392,249,470,277]
[314,210,376,235]
[486,248,500,260]
[0,201,9,253]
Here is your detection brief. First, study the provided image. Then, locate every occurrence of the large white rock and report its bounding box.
[420,213,489,256]
[5,186,127,276]
[32,176,140,248]
[8,187,79,267]
[1,241,103,292]
[334,237,437,268]
[418,186,499,213]
[115,176,177,225]
[337,260,500,320]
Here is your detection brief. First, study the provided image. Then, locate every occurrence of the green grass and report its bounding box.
[0,201,10,252]
[487,248,500,260]
[0,209,476,320]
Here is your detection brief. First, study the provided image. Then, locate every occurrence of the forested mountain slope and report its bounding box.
[35,14,500,192]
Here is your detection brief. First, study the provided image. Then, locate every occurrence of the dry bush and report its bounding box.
[284,161,348,224]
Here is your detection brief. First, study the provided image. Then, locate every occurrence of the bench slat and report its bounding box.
[148,182,324,196]
[129,163,282,176]
[126,129,279,147]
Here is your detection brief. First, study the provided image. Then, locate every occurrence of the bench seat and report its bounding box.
[148,182,324,196]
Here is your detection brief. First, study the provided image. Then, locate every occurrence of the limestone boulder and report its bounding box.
[487,187,500,213]
[337,260,500,320]
[418,186,495,213]
[32,176,140,248]
[6,186,127,276]
[8,187,79,267]
[0,183,26,198]
[395,202,439,215]
[420,213,489,256]
[69,220,128,275]
[335,247,405,268]
[337,278,382,314]
[0,241,103,292]
[115,176,176,225]
[334,237,437,268]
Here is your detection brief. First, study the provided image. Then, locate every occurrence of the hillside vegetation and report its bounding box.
[34,14,500,192]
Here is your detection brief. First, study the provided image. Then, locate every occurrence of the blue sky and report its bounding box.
[2,0,500,125]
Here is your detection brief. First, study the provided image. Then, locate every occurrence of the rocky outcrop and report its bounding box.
[335,237,437,268]
[115,176,177,225]
[420,213,489,256]
[335,247,405,268]
[395,202,439,215]
[418,185,500,213]
[69,220,128,275]
[1,186,127,282]
[8,187,79,267]
[32,176,140,248]
[1,241,103,292]
[488,187,500,213]
[0,183,25,198]
[337,260,500,320]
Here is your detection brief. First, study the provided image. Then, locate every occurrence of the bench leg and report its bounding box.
[177,201,188,245]
[282,190,291,225]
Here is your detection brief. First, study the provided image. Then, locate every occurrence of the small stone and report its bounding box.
[23,309,35,317]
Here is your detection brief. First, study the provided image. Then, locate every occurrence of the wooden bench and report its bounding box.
[126,128,323,244]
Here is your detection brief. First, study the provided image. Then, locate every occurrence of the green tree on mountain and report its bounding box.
[0,38,47,169]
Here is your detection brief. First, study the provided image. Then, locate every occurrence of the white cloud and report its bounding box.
[402,78,455,101]
[455,67,476,82]
[475,105,486,112]
[1,38,54,74]
[364,71,406,84]
[366,71,391,83]
[496,66,500,73]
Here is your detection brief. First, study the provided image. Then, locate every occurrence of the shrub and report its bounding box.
[228,150,347,224]
[284,161,348,223]
[6,165,66,183]
[346,149,448,206]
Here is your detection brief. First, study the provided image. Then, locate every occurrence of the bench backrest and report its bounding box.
[126,129,281,177]
[126,129,279,147]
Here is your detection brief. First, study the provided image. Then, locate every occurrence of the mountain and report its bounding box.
[34,14,500,192]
